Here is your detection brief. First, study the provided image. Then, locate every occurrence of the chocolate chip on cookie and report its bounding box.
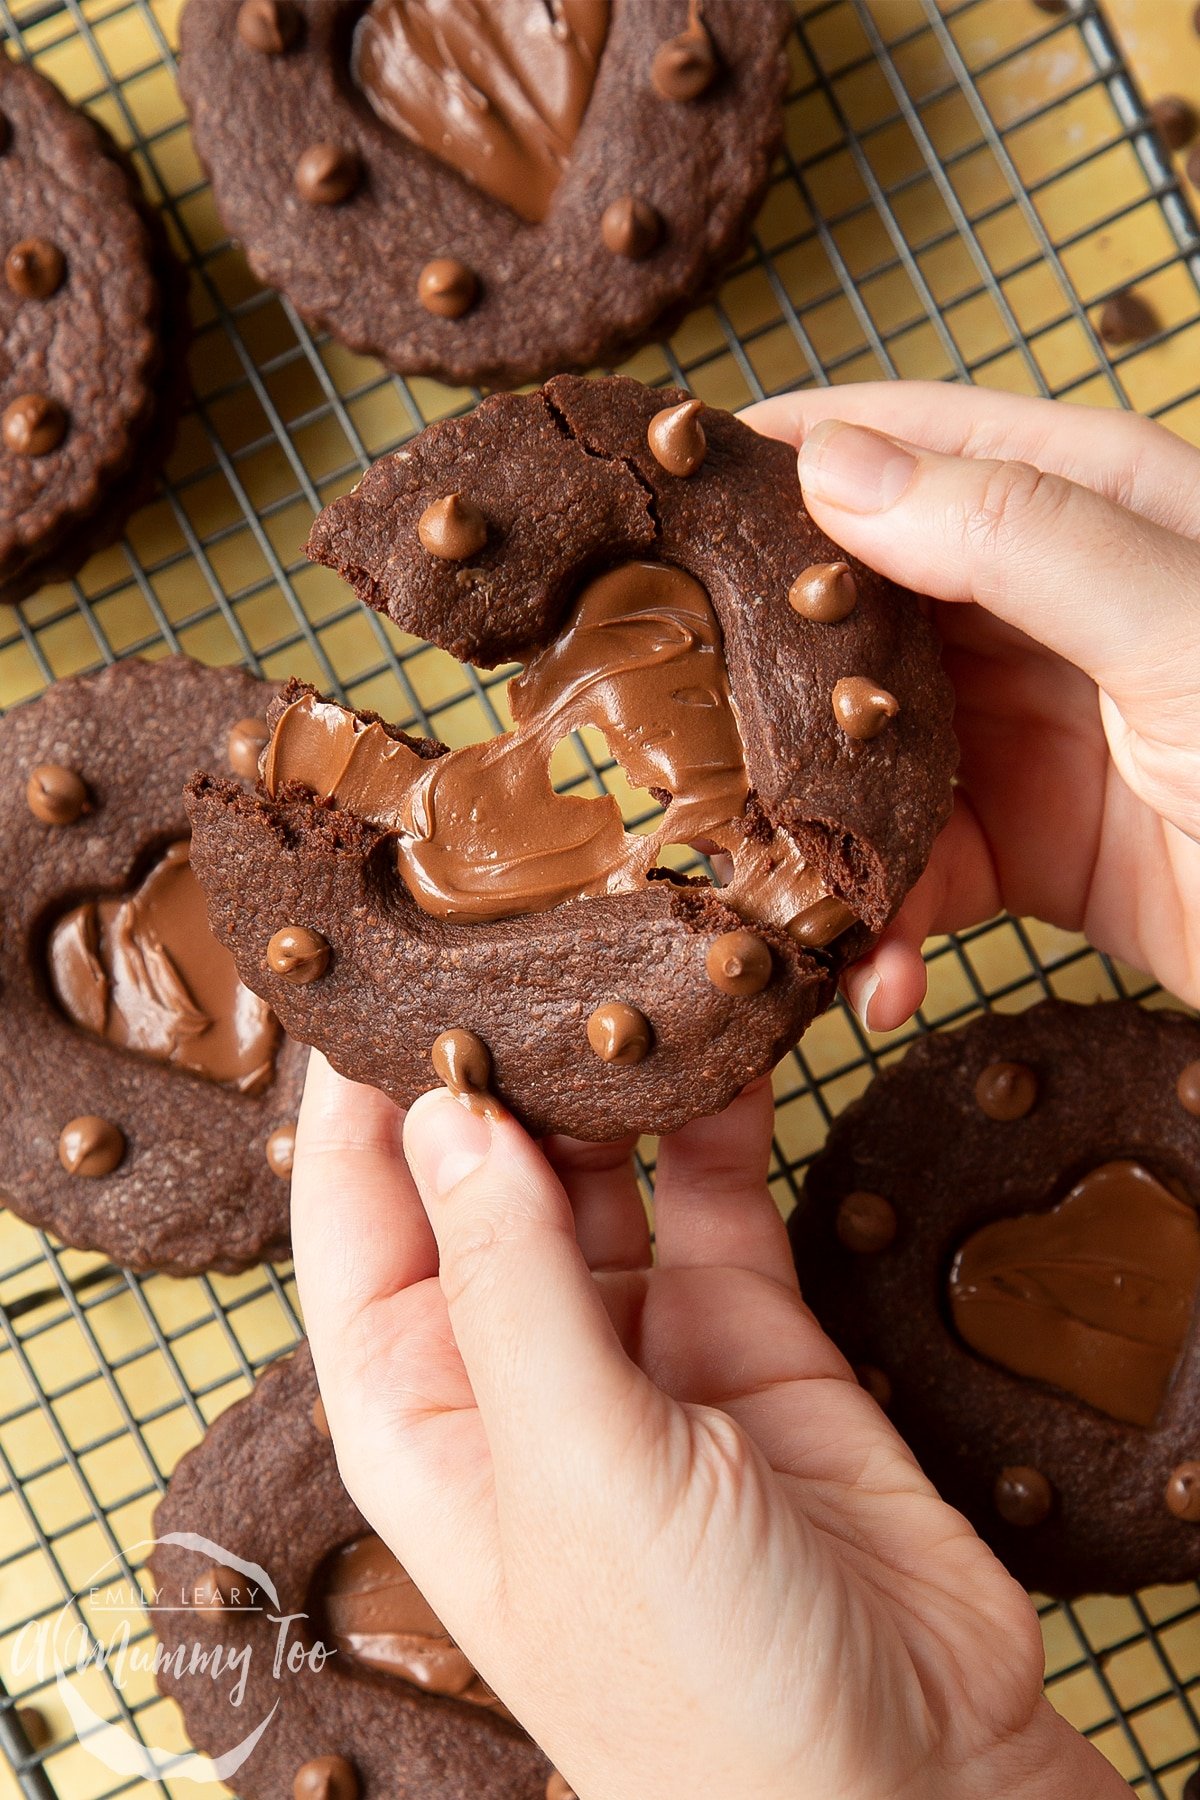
[0,659,306,1274]
[790,998,1200,1596]
[186,375,956,1142]
[0,61,189,606]
[177,0,792,387]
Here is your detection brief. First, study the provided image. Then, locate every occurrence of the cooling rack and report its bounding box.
[3,0,1200,1794]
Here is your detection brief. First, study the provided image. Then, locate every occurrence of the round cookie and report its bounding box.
[176,0,791,387]
[149,1344,560,1799]
[0,60,189,606]
[0,658,306,1275]
[789,999,1200,1597]
[185,374,956,1141]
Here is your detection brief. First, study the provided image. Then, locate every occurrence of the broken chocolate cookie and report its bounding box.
[187,375,956,1140]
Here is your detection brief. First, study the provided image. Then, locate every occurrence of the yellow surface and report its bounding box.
[2,1,1200,1795]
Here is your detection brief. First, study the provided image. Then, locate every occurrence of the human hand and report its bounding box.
[744,382,1200,1032]
[293,1056,1128,1800]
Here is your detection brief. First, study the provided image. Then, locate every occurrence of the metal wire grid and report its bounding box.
[1,0,1200,1793]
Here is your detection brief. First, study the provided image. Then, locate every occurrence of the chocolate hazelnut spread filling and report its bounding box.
[47,840,279,1092]
[264,560,856,942]
[352,0,610,224]
[320,1533,507,1713]
[949,1159,1200,1429]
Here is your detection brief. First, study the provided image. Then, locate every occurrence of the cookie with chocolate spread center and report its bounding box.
[0,60,189,606]
[790,999,1200,1597]
[149,1344,563,1799]
[186,375,956,1141]
[0,658,306,1275]
[177,0,791,387]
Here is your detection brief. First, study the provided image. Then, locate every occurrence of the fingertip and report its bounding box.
[842,935,928,1036]
[402,1088,495,1206]
[296,1051,406,1157]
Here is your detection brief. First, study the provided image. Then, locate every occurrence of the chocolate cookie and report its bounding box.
[0,59,189,607]
[185,375,956,1140]
[0,658,307,1275]
[150,1344,563,1799]
[789,999,1200,1597]
[176,0,791,387]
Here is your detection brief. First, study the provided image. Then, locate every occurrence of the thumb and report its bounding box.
[402,1091,644,1473]
[797,419,1200,736]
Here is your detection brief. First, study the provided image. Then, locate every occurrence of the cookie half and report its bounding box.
[177,0,791,387]
[149,1345,559,1799]
[186,375,956,1140]
[789,999,1200,1597]
[0,60,189,606]
[0,658,306,1274]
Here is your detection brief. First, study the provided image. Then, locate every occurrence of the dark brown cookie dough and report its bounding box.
[176,0,791,388]
[186,376,955,1141]
[0,60,189,607]
[0,658,306,1275]
[789,999,1200,1597]
[149,1344,557,1800]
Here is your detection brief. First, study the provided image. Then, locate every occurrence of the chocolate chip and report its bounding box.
[994,1466,1053,1527]
[835,1190,897,1254]
[267,925,330,983]
[312,1394,331,1437]
[417,494,487,560]
[417,257,479,319]
[431,1027,493,1108]
[832,676,899,741]
[788,561,857,623]
[15,1706,52,1752]
[1178,1060,1200,1117]
[237,0,302,53]
[648,397,707,476]
[58,1116,125,1179]
[1166,1461,1200,1522]
[26,763,88,826]
[601,195,663,260]
[1097,288,1157,347]
[295,143,361,206]
[788,895,857,949]
[652,18,719,102]
[587,1001,652,1064]
[705,929,771,997]
[266,1123,296,1178]
[546,1776,578,1800]
[1150,94,1196,152]
[2,393,67,458]
[974,1060,1037,1122]
[294,1754,359,1800]
[228,716,270,781]
[5,237,65,300]
[192,1564,236,1616]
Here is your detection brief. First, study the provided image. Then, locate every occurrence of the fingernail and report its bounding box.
[845,966,881,1034]
[404,1090,494,1200]
[799,421,917,514]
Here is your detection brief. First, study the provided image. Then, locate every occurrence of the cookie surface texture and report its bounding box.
[177,0,791,386]
[0,657,306,1274]
[789,999,1200,1597]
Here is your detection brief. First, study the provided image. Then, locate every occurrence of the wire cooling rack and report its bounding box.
[3,0,1200,1795]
